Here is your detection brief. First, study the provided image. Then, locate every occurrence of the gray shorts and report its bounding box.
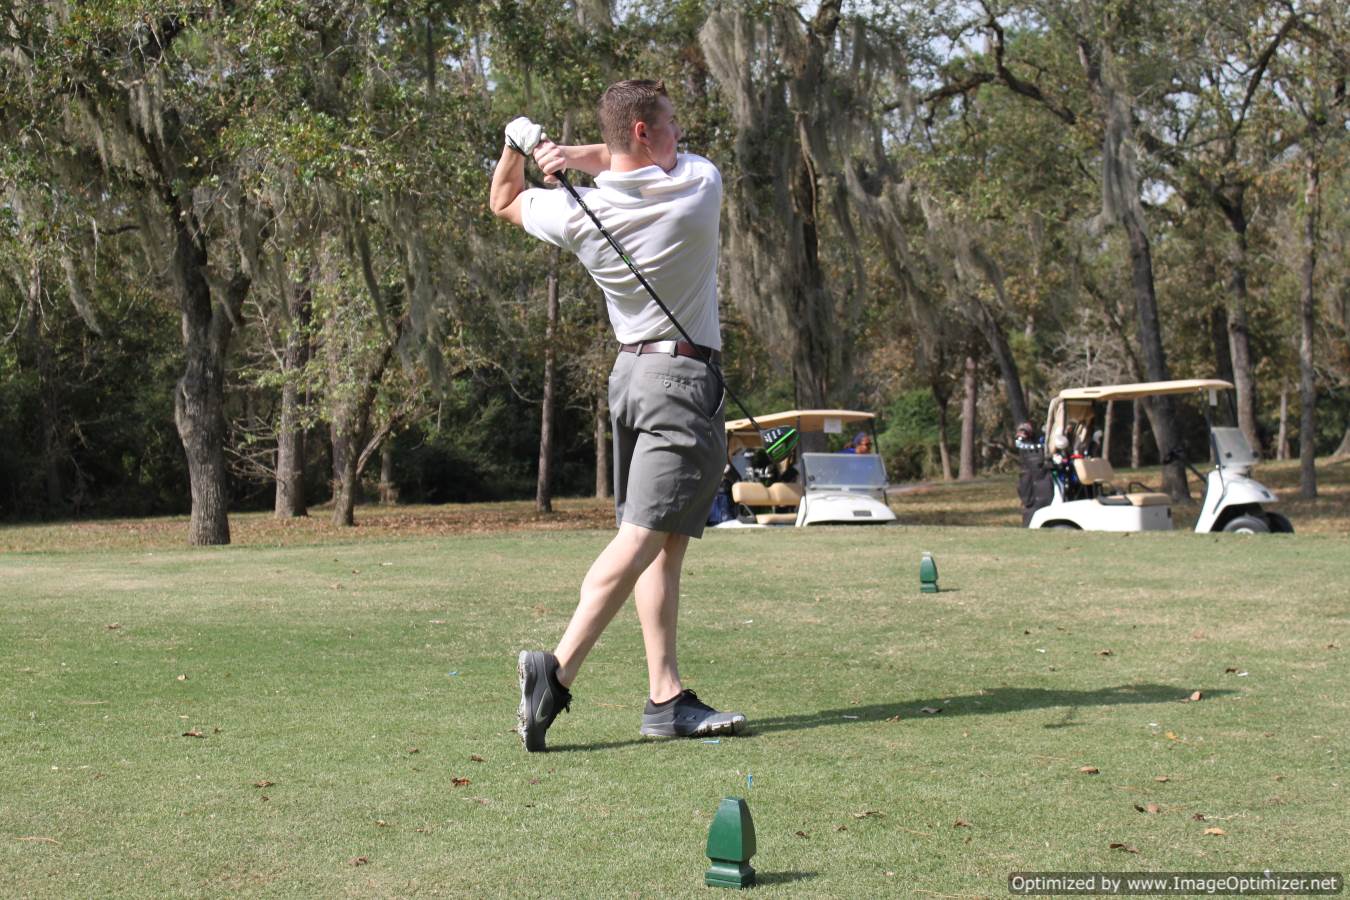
[609,350,727,539]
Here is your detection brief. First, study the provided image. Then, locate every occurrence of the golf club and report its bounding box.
[509,134,797,463]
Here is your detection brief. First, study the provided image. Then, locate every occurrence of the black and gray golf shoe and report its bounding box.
[517,650,572,753]
[639,689,746,738]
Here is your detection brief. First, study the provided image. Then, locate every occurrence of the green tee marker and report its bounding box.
[920,552,939,593]
[705,797,756,888]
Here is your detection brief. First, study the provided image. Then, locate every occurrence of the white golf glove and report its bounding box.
[505,116,544,155]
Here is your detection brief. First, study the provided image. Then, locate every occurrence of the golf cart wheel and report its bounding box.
[1265,511,1295,534]
[1222,514,1270,534]
[1047,522,1080,530]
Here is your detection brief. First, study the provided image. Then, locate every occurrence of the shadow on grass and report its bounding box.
[547,684,1231,752]
[755,871,818,886]
[748,684,1234,735]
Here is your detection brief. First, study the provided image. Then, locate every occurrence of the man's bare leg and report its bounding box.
[553,522,669,687]
[634,532,689,703]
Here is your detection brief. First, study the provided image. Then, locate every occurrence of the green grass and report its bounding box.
[2,523,1347,897]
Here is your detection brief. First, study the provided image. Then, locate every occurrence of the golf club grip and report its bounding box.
[553,171,762,434]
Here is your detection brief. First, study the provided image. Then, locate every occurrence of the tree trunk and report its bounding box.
[1102,400,1114,465]
[1298,154,1318,498]
[535,115,572,513]
[170,213,243,546]
[22,258,65,512]
[1276,383,1290,460]
[330,419,359,527]
[1131,399,1143,469]
[535,245,562,513]
[594,389,610,499]
[958,355,978,479]
[974,300,1030,426]
[934,391,953,482]
[327,315,397,527]
[1224,221,1261,451]
[1335,426,1350,458]
[1123,215,1189,499]
[1209,304,1234,386]
[275,272,311,518]
[379,442,397,505]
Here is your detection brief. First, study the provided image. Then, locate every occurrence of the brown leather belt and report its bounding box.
[619,340,721,366]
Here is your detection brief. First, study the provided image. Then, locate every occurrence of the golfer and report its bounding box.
[489,80,746,751]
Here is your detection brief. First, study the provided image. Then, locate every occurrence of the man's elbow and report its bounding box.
[489,194,524,227]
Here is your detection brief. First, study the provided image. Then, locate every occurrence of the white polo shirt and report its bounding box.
[520,153,723,350]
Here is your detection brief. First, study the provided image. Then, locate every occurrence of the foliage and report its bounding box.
[0,0,1346,523]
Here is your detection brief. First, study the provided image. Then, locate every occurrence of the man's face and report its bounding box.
[636,95,681,171]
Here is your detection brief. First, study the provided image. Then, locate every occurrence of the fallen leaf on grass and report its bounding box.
[794,830,808,839]
[953,819,972,828]
[1326,643,1340,650]
[1181,691,1203,702]
[885,714,903,722]
[451,777,471,787]
[182,730,205,738]
[1079,766,1100,774]
[375,820,388,827]
[16,836,61,845]
[350,856,368,866]
[1096,649,1113,657]
[1203,827,1226,836]
[852,810,884,819]
[469,754,485,763]
[105,623,121,630]
[1154,776,1170,783]
[528,777,540,785]
[833,825,848,832]
[1224,667,1238,673]
[1133,803,1161,814]
[1165,731,1179,741]
[1192,813,1207,821]
[176,675,188,682]
[253,780,274,788]
[406,748,419,754]
[920,707,942,715]
[1109,842,1139,853]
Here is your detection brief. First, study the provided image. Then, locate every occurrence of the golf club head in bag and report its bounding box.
[760,426,799,464]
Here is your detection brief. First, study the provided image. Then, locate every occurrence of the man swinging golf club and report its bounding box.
[490,80,748,751]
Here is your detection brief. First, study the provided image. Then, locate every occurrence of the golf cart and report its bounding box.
[712,410,897,528]
[1025,379,1291,534]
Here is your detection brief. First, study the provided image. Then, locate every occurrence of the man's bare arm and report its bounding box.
[489,144,528,226]
[491,139,612,227]
[534,142,611,178]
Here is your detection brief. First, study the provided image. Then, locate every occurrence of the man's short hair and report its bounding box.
[598,80,669,152]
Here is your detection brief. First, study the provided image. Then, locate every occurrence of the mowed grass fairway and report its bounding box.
[2,513,1347,895]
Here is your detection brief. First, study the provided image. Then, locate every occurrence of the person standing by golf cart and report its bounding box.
[489,80,746,751]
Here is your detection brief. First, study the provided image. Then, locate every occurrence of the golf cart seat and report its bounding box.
[731,481,803,525]
[1073,458,1170,507]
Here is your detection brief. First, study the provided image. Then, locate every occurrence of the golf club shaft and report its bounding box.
[552,171,765,435]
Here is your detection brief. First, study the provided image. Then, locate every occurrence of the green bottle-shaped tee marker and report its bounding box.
[705,797,756,888]
[920,552,939,593]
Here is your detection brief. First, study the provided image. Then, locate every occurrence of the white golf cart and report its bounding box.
[1026,379,1292,534]
[712,410,897,528]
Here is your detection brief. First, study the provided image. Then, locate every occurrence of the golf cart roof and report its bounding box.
[725,409,876,435]
[1055,379,1234,402]
[725,409,876,454]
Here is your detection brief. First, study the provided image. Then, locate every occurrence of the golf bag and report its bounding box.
[1017,436,1054,526]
